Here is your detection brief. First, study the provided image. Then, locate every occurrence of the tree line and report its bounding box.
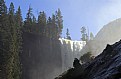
[0,0,63,79]
[23,6,63,39]
[65,27,94,41]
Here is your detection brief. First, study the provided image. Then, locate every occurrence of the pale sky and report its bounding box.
[5,0,121,40]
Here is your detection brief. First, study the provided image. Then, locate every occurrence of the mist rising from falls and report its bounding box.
[59,38,86,71]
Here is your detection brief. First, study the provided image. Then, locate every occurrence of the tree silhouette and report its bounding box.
[80,26,88,42]
[66,28,71,40]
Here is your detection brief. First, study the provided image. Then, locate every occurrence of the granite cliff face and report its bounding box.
[55,40,121,79]
[81,18,121,56]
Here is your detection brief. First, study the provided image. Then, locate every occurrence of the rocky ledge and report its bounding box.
[55,40,121,79]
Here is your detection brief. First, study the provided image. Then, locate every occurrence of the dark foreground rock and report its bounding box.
[55,40,121,79]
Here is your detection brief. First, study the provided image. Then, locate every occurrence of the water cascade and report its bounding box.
[59,38,86,71]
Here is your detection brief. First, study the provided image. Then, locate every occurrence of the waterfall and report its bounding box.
[22,32,86,79]
[59,38,86,71]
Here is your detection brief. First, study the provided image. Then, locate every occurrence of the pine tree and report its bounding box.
[8,2,20,79]
[15,6,23,51]
[24,6,33,32]
[0,0,8,31]
[15,6,23,48]
[56,8,63,38]
[38,11,46,35]
[66,28,71,40]
[47,17,52,38]
[15,6,23,79]
[32,15,36,24]
[0,0,9,78]
[8,2,16,79]
[52,14,58,39]
[0,0,7,20]
[90,32,94,40]
[38,11,46,26]
[15,6,22,26]
[24,6,33,25]
[80,26,88,42]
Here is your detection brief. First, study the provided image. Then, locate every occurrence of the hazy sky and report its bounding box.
[5,0,121,40]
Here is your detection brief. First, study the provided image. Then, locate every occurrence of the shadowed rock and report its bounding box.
[73,58,81,68]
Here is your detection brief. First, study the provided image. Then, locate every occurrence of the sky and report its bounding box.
[5,0,121,40]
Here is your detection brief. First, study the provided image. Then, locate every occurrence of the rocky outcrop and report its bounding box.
[55,40,121,79]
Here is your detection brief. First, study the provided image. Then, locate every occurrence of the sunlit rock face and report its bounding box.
[81,18,121,56]
[59,38,86,71]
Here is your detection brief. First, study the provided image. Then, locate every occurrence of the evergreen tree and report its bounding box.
[66,28,71,40]
[32,15,36,24]
[8,2,20,79]
[0,0,7,19]
[0,0,9,79]
[15,6,23,79]
[38,11,46,35]
[56,8,63,38]
[15,6,22,26]
[15,6,23,50]
[80,26,88,42]
[8,2,15,32]
[90,32,94,40]
[24,6,33,25]
[6,2,16,79]
[0,0,8,31]
[52,14,58,39]
[47,17,52,38]
[38,11,46,25]
[24,6,33,32]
